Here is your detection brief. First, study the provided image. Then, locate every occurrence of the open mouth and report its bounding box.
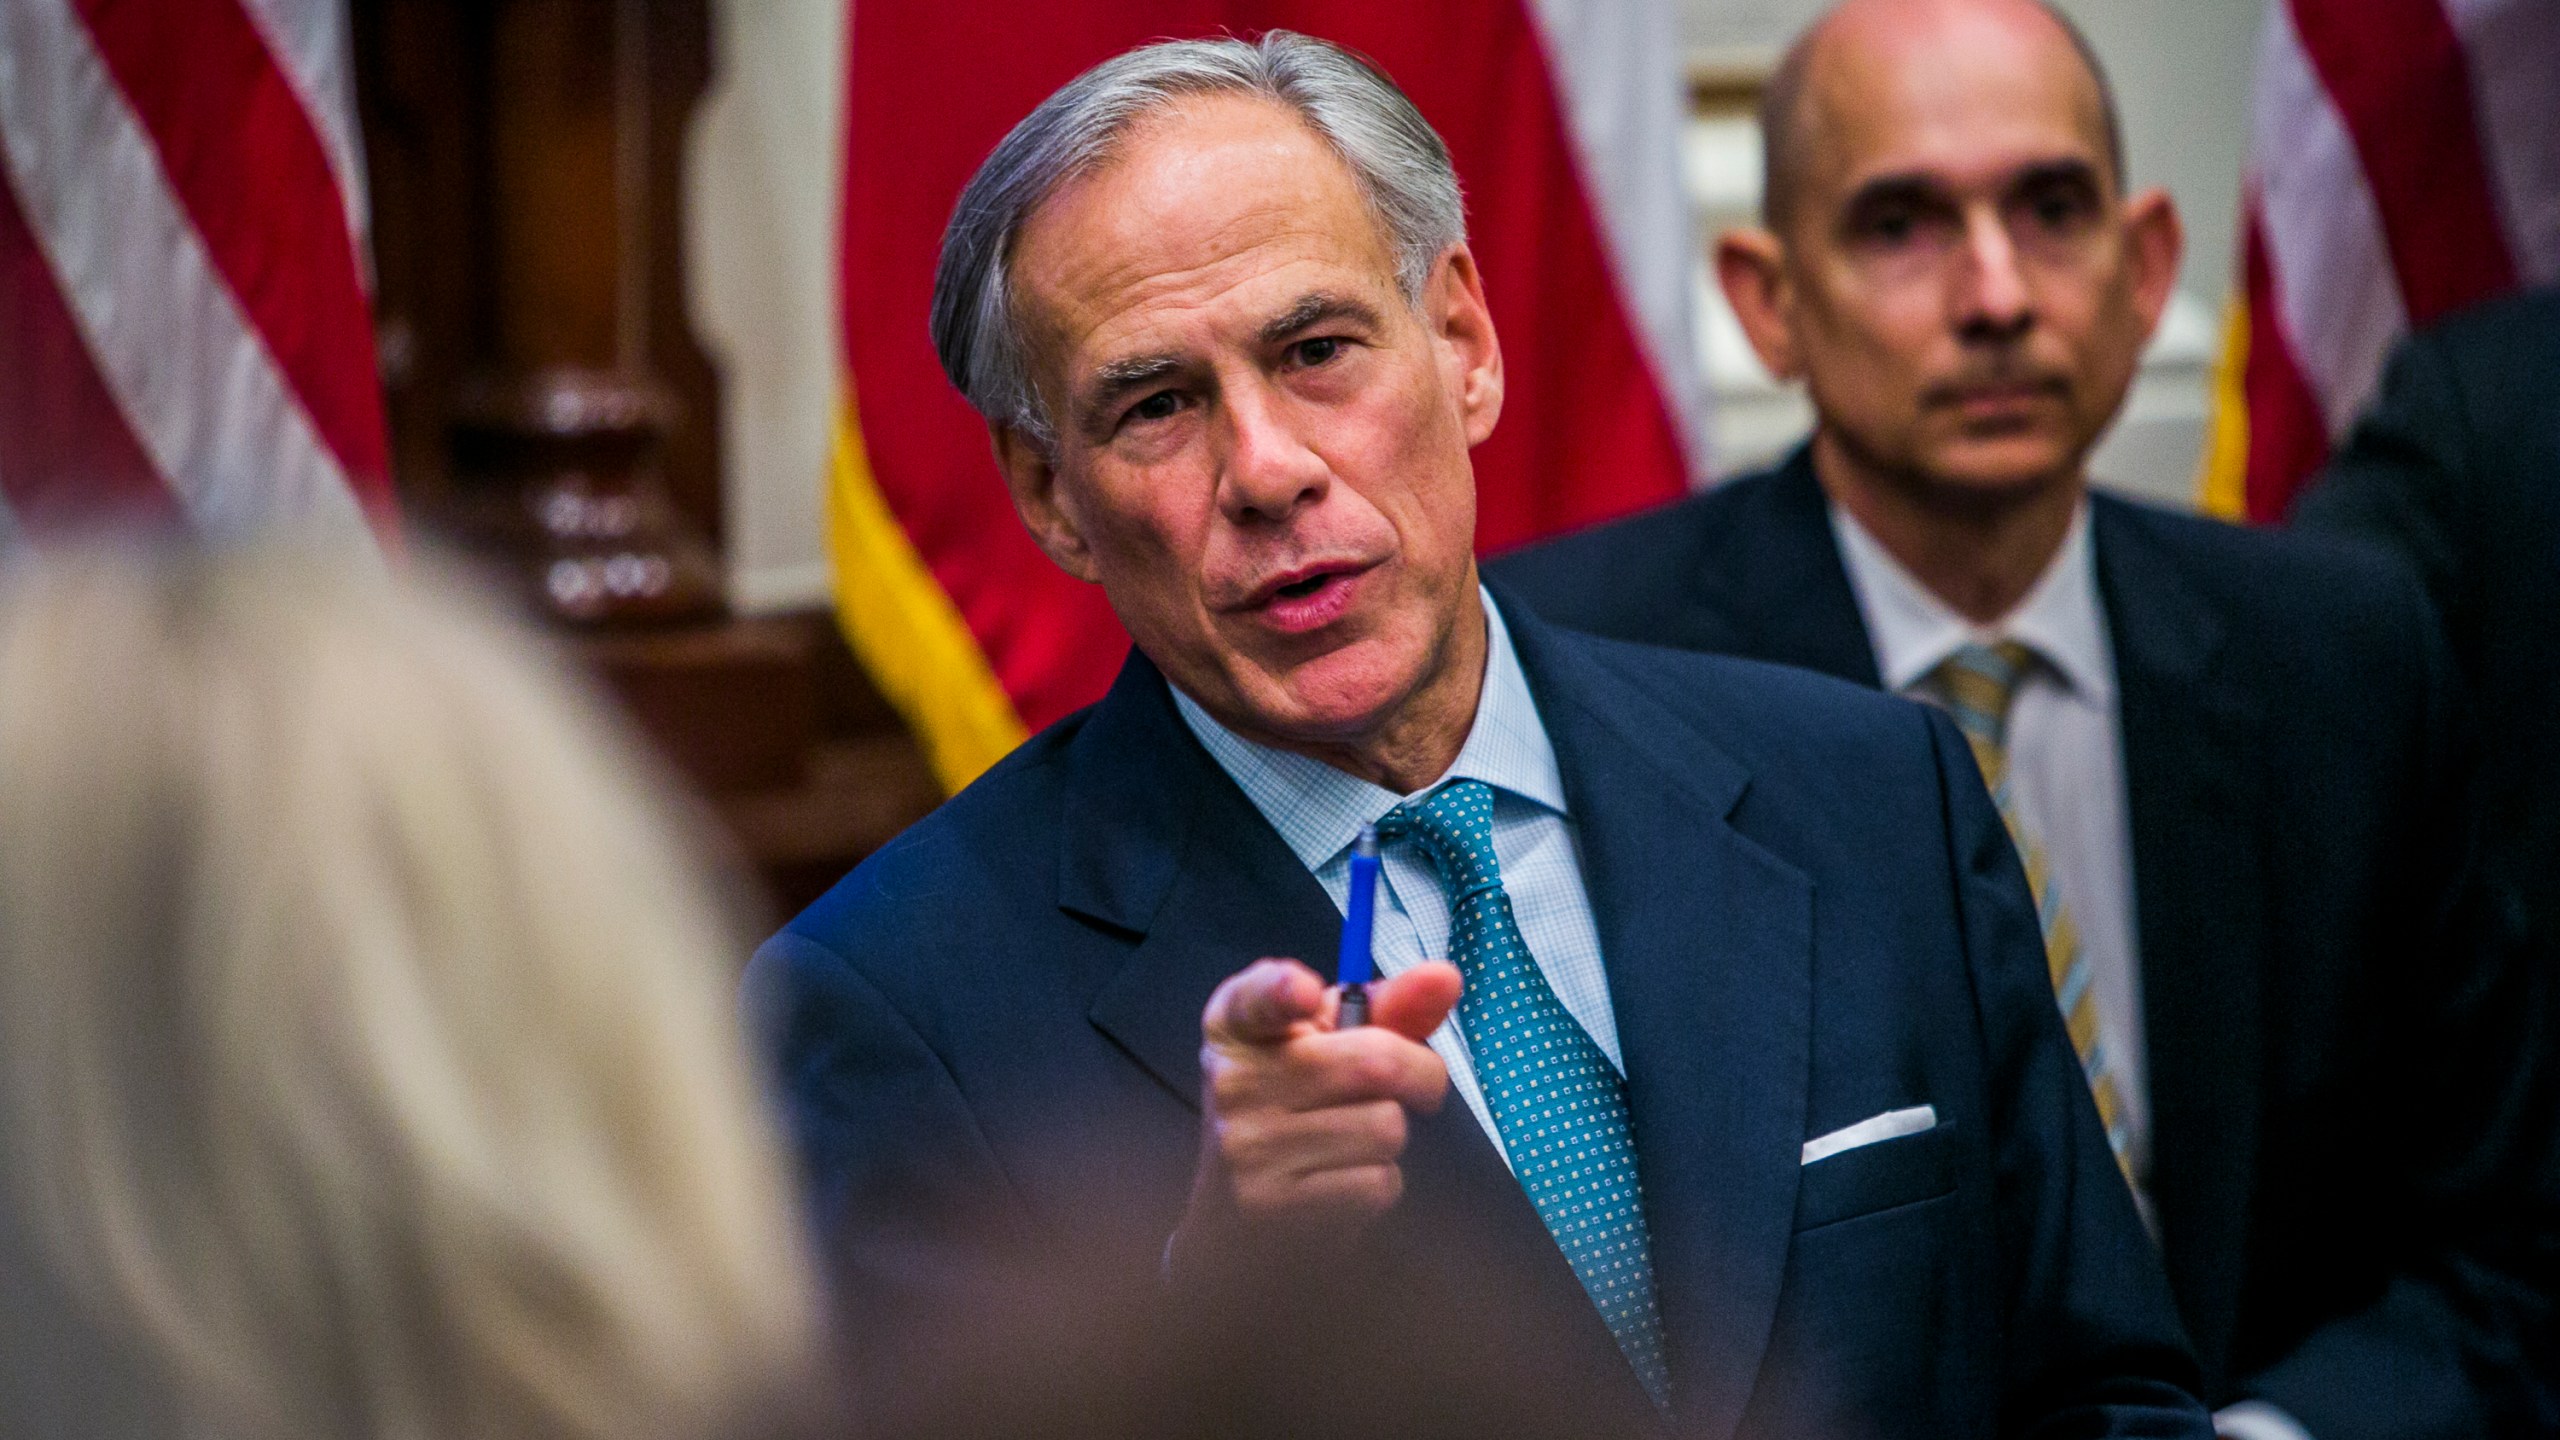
[1241,560,1375,635]
[1243,559,1368,609]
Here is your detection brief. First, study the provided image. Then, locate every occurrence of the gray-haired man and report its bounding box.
[749,30,2210,1438]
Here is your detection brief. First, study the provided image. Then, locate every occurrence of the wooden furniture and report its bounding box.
[354,0,939,916]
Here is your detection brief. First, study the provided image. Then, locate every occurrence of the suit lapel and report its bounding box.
[1505,598,1817,1440]
[1695,449,1884,686]
[1387,1057,1660,1425]
[2093,500,2266,1392]
[1071,653,1343,1107]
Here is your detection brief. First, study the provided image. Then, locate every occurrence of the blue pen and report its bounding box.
[1336,825,1381,1027]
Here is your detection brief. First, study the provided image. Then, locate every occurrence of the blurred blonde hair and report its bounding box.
[0,539,821,1440]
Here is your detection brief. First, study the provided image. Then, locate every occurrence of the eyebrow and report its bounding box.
[1258,291,1382,346]
[1841,156,2105,217]
[1838,172,1947,220]
[2007,158,2104,195]
[1078,353,1186,429]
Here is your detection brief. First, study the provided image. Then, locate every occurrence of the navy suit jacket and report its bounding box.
[1490,452,2560,1437]
[2294,286,2560,968]
[750,597,2211,1439]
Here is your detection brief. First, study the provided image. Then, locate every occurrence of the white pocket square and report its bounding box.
[1801,1105,1937,1166]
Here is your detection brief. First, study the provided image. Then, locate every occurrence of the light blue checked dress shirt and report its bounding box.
[1171,588,1623,1166]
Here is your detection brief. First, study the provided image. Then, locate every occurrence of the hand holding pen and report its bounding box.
[1173,831,1458,1234]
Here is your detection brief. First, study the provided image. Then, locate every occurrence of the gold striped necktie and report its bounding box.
[1920,641,2134,1180]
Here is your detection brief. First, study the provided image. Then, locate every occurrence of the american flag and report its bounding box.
[0,0,392,547]
[2204,0,2560,523]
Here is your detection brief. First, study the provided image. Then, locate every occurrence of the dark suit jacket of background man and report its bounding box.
[1489,451,2560,1438]
[2293,286,2560,974]
[747,596,2211,1440]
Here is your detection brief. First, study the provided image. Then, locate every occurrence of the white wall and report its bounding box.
[688,0,843,613]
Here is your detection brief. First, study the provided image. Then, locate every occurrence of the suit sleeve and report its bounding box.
[1922,708,2214,1439]
[2223,571,2560,1440]
[741,930,1037,1380]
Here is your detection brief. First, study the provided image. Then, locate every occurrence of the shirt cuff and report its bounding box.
[2216,1400,2314,1440]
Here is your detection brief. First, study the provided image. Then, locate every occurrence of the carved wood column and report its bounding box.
[353,0,939,914]
[362,0,722,624]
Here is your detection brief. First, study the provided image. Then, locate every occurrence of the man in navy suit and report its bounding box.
[752,28,2211,1438]
[1492,3,2558,1436]
[2293,288,2560,995]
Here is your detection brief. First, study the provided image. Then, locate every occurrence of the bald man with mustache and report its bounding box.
[1495,3,2560,1437]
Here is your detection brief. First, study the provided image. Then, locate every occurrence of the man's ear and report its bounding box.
[2121,187,2184,341]
[1715,227,1803,381]
[1428,245,1505,446]
[992,424,1097,582]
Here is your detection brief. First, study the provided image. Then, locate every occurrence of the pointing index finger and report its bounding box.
[1203,958,1328,1049]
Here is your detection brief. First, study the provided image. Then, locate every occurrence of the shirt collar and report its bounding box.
[1826,495,2115,703]
[1171,587,1570,871]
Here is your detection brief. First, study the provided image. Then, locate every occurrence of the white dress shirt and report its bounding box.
[1833,502,2312,1440]
[1828,500,2156,1214]
[1173,589,1617,1171]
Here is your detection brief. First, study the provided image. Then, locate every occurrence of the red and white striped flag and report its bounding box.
[2203,0,2560,522]
[829,5,1703,790]
[0,0,393,548]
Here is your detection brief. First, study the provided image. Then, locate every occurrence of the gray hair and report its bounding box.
[930,31,1467,452]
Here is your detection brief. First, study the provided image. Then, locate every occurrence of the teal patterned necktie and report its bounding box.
[1377,779,1671,1408]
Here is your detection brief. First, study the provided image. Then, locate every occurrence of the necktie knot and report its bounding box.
[1921,639,2039,748]
[1376,778,1505,904]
